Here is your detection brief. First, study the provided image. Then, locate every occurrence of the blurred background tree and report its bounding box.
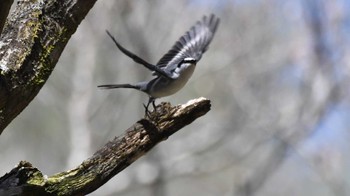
[1,0,350,195]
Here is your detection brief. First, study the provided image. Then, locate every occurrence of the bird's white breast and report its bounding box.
[149,63,196,98]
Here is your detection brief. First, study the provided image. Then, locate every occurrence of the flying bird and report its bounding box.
[99,14,220,116]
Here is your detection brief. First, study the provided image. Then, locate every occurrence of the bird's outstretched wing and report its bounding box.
[105,31,174,79]
[156,14,220,72]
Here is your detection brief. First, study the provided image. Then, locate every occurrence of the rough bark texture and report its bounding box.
[0,0,97,134]
[0,98,211,196]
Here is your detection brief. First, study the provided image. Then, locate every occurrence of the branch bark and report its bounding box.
[0,98,211,195]
[0,0,97,134]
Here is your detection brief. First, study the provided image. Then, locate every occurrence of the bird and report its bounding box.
[98,14,220,116]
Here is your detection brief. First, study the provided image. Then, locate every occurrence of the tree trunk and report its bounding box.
[0,0,97,134]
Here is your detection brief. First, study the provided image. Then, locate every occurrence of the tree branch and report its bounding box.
[0,98,211,195]
[0,0,97,134]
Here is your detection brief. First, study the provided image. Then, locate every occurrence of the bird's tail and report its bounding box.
[98,83,140,90]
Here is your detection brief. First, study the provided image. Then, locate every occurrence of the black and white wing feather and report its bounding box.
[156,14,220,73]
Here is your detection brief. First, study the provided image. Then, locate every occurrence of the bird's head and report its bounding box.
[175,57,197,74]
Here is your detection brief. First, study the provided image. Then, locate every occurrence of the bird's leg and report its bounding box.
[143,97,155,118]
[143,103,151,118]
[152,99,156,111]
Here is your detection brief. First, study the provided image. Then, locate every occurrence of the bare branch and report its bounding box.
[0,98,211,195]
